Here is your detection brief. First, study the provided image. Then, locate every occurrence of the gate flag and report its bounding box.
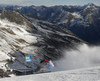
[25,54,35,74]
[25,55,32,62]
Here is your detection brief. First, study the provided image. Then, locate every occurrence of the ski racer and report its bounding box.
[40,60,54,71]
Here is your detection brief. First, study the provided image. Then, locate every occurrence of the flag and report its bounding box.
[25,55,32,62]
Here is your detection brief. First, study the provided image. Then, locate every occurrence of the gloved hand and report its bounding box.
[40,60,45,63]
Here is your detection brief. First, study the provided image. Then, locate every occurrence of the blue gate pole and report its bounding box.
[25,53,26,75]
[30,54,35,73]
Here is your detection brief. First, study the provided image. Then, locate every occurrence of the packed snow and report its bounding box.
[1,66,100,81]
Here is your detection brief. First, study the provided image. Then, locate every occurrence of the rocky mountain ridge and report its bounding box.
[2,3,100,44]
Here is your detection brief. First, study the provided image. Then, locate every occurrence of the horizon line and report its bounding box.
[0,2,99,7]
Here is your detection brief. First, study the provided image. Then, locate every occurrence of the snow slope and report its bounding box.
[0,19,37,70]
[1,66,100,81]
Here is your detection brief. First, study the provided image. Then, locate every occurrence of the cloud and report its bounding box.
[0,0,24,5]
[21,0,54,6]
[21,0,100,6]
[0,0,53,6]
[0,0,100,6]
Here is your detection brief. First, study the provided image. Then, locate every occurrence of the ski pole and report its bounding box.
[35,49,42,62]
[35,49,40,57]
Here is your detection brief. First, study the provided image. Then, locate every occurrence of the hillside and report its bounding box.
[0,9,83,75]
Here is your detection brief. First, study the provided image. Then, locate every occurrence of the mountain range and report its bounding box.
[1,3,100,45]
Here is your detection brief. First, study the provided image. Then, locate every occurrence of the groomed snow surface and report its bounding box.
[1,66,100,81]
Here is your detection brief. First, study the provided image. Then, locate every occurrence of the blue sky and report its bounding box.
[0,0,100,6]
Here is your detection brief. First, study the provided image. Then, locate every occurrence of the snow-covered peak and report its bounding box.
[84,2,97,9]
[82,2,98,16]
[87,2,95,6]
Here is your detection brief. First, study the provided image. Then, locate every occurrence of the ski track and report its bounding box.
[1,66,100,81]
